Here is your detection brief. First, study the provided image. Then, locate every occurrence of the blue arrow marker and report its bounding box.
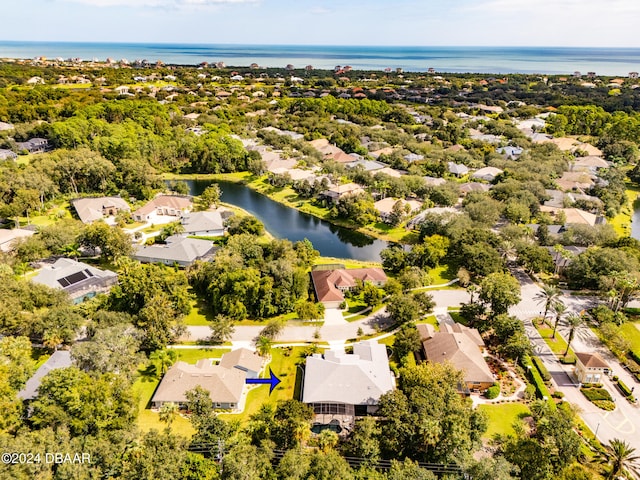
[245,368,281,394]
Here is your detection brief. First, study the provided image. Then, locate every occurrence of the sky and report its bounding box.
[2,0,639,47]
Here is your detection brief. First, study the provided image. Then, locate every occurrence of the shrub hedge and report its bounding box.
[485,384,500,399]
[617,379,633,397]
[532,356,552,382]
[581,387,612,402]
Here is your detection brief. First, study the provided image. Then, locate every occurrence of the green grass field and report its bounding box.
[479,403,530,438]
[218,346,306,423]
[620,321,640,353]
[535,323,575,357]
[610,183,639,237]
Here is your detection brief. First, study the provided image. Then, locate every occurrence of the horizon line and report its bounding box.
[2,40,640,50]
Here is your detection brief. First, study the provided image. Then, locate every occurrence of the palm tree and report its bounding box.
[150,349,177,376]
[551,300,567,339]
[599,438,640,479]
[564,313,584,356]
[256,335,272,358]
[534,284,561,322]
[159,402,179,430]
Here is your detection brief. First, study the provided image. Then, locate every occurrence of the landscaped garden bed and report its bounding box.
[580,385,615,411]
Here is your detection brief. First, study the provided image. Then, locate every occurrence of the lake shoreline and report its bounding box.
[163,172,410,244]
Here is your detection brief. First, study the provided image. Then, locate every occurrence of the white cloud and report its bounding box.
[461,0,639,14]
[62,0,258,7]
[310,6,331,15]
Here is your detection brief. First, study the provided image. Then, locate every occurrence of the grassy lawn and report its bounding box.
[535,323,575,357]
[479,403,531,439]
[162,171,253,183]
[449,312,468,326]
[218,346,306,423]
[620,321,640,353]
[418,316,439,330]
[314,256,382,269]
[429,264,457,285]
[184,298,215,326]
[610,182,639,237]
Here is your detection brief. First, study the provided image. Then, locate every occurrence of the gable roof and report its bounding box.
[71,196,130,224]
[423,332,493,385]
[302,341,395,405]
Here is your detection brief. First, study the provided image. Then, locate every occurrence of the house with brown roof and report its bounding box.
[374,197,422,223]
[132,195,192,222]
[574,352,609,384]
[322,183,365,204]
[151,348,264,411]
[71,196,130,224]
[311,267,387,308]
[419,322,494,392]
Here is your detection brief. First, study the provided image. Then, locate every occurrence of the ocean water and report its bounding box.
[1,41,640,75]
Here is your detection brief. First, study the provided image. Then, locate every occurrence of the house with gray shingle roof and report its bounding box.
[133,236,216,267]
[448,162,469,177]
[19,350,72,401]
[32,258,118,303]
[180,211,225,237]
[0,149,17,161]
[302,341,395,425]
[151,348,264,411]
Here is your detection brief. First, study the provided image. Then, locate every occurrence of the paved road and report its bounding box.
[183,268,640,451]
[509,267,640,453]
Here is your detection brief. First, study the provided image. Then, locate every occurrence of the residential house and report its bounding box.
[0,228,35,252]
[555,171,595,191]
[419,322,494,392]
[16,138,48,154]
[32,258,118,303]
[423,176,447,187]
[496,146,523,160]
[403,153,424,162]
[374,197,422,223]
[471,166,503,182]
[132,195,193,222]
[574,352,610,384]
[539,206,601,226]
[180,211,225,237]
[346,159,387,172]
[459,182,490,195]
[151,349,263,410]
[322,183,365,204]
[0,149,17,161]
[374,167,403,178]
[18,351,72,401]
[71,196,130,224]
[302,341,395,429]
[545,245,586,273]
[571,156,610,173]
[448,162,469,177]
[133,236,216,268]
[311,267,387,308]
